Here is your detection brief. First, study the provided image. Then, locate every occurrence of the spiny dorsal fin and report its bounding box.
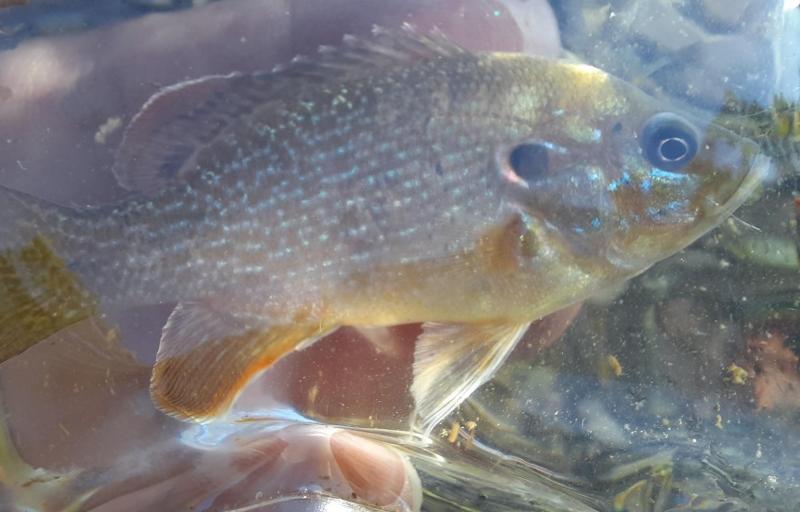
[111,24,465,195]
[277,24,464,81]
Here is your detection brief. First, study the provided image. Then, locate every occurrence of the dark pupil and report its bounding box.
[659,137,689,161]
[641,113,698,171]
[509,143,549,182]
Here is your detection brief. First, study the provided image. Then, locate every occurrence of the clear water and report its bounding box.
[0,1,798,511]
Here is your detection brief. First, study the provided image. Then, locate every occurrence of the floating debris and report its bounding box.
[94,116,122,145]
[598,354,624,381]
[725,363,749,385]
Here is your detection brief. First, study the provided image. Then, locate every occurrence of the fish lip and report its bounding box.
[686,106,772,220]
[704,150,772,221]
[602,144,772,275]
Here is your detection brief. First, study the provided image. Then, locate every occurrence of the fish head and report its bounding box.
[500,60,772,278]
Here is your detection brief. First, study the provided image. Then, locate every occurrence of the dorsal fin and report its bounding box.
[111,24,465,195]
[276,24,464,81]
[112,73,271,195]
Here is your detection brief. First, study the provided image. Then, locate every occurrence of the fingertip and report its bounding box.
[330,431,420,510]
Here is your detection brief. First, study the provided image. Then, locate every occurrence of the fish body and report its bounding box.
[0,27,770,430]
[26,54,624,324]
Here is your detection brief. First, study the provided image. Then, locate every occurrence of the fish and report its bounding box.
[0,25,771,433]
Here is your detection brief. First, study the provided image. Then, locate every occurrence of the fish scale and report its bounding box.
[48,54,530,313]
[0,27,769,425]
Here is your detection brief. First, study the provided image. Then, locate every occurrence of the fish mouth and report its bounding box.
[686,109,773,225]
[606,145,772,275]
[701,150,772,224]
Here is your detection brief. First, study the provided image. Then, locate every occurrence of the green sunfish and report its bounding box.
[0,26,771,432]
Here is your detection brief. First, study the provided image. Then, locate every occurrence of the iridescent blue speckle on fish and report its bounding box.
[0,26,770,431]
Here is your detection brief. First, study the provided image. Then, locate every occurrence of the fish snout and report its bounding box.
[692,124,772,218]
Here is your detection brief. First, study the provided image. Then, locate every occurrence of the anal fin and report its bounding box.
[411,321,531,437]
[151,302,330,422]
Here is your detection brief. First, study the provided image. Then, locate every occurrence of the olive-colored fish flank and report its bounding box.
[56,53,560,313]
[0,27,770,427]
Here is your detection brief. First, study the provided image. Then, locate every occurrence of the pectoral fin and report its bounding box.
[151,301,331,422]
[411,321,531,436]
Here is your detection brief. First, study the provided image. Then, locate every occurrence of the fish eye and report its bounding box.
[509,143,549,183]
[640,113,699,171]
